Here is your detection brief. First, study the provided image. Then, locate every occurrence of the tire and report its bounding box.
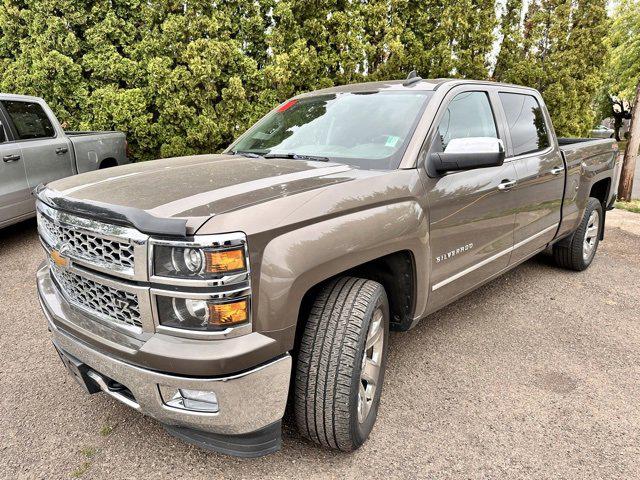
[294,276,389,451]
[553,197,603,271]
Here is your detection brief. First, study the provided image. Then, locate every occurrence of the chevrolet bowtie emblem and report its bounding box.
[51,244,71,268]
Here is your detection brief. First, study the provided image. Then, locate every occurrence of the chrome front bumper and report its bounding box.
[38,270,291,438]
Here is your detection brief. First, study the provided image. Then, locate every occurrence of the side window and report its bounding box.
[433,91,498,152]
[1,101,55,140]
[499,93,550,156]
[0,121,6,143]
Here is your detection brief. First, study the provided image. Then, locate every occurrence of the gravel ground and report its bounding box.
[1,211,639,479]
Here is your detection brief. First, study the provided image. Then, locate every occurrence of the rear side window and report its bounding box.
[1,100,55,140]
[434,91,498,152]
[499,93,550,156]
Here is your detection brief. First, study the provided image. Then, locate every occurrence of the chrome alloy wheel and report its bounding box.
[583,209,599,262]
[358,308,384,424]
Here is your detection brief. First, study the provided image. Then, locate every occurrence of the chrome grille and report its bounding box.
[38,213,135,270]
[51,265,142,329]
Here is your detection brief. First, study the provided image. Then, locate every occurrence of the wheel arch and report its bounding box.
[99,157,118,169]
[589,177,611,208]
[296,250,417,337]
[589,176,611,240]
[253,201,429,351]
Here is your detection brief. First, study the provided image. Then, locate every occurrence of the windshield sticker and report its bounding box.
[385,135,400,147]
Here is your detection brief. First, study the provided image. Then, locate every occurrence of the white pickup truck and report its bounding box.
[0,94,128,228]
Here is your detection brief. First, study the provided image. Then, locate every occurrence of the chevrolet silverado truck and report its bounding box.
[35,77,620,457]
[0,93,128,228]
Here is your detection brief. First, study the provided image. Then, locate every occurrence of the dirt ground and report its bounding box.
[1,210,639,479]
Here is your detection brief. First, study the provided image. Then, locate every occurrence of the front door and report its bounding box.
[424,88,518,311]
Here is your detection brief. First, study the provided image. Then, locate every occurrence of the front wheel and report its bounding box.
[294,277,389,451]
[553,197,603,271]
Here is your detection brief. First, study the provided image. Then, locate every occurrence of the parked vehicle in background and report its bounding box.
[35,78,619,458]
[0,94,128,228]
[590,124,615,139]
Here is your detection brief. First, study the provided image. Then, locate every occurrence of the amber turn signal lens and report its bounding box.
[205,248,246,273]
[208,300,249,327]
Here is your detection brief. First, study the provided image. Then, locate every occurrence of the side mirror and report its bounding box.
[0,122,6,143]
[430,137,505,173]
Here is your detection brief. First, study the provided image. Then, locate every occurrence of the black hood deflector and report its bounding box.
[34,184,188,238]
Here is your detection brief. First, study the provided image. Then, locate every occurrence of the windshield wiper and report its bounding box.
[231,150,264,158]
[264,153,331,162]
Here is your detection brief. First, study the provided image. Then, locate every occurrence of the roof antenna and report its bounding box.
[403,70,422,86]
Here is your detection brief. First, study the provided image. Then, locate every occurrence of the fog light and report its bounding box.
[159,385,219,413]
[180,389,219,412]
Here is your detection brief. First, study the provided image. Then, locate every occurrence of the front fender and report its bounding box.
[255,200,429,349]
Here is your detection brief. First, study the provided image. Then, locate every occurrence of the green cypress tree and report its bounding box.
[605,0,640,101]
[493,0,524,81]
[391,0,496,79]
[492,0,607,136]
[0,0,270,160]
[0,0,89,127]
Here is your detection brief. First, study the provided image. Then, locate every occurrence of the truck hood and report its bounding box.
[46,154,358,232]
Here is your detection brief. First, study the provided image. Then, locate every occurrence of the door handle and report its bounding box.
[550,166,564,175]
[55,147,69,155]
[498,179,517,191]
[3,154,20,162]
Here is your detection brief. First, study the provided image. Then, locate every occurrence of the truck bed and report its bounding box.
[557,137,614,149]
[558,136,619,225]
[66,130,128,173]
[559,137,617,167]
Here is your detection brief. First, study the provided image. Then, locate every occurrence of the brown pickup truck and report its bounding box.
[36,78,620,457]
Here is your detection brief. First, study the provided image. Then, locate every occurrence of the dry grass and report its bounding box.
[615,200,640,213]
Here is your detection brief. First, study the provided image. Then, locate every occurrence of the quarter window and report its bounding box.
[433,91,498,152]
[499,93,550,156]
[2,101,55,140]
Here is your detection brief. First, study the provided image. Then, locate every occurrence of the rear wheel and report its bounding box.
[294,277,389,451]
[553,197,603,271]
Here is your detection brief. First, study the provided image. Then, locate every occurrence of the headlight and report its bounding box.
[156,296,249,331]
[153,245,247,279]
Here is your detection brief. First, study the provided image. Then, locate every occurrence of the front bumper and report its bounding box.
[37,266,291,455]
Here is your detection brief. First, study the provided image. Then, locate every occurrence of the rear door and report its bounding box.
[423,86,518,310]
[0,109,31,225]
[1,99,75,191]
[496,90,564,264]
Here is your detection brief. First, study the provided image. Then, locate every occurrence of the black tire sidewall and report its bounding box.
[348,286,390,448]
[577,199,603,269]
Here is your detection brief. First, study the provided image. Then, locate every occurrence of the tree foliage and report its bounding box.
[594,0,639,143]
[606,0,640,101]
[0,0,610,160]
[494,0,608,136]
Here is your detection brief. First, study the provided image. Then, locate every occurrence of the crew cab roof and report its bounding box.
[294,78,540,98]
[0,93,44,102]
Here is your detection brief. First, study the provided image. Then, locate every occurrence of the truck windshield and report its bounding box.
[230,90,434,170]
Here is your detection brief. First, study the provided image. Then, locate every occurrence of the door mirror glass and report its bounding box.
[431,137,505,172]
